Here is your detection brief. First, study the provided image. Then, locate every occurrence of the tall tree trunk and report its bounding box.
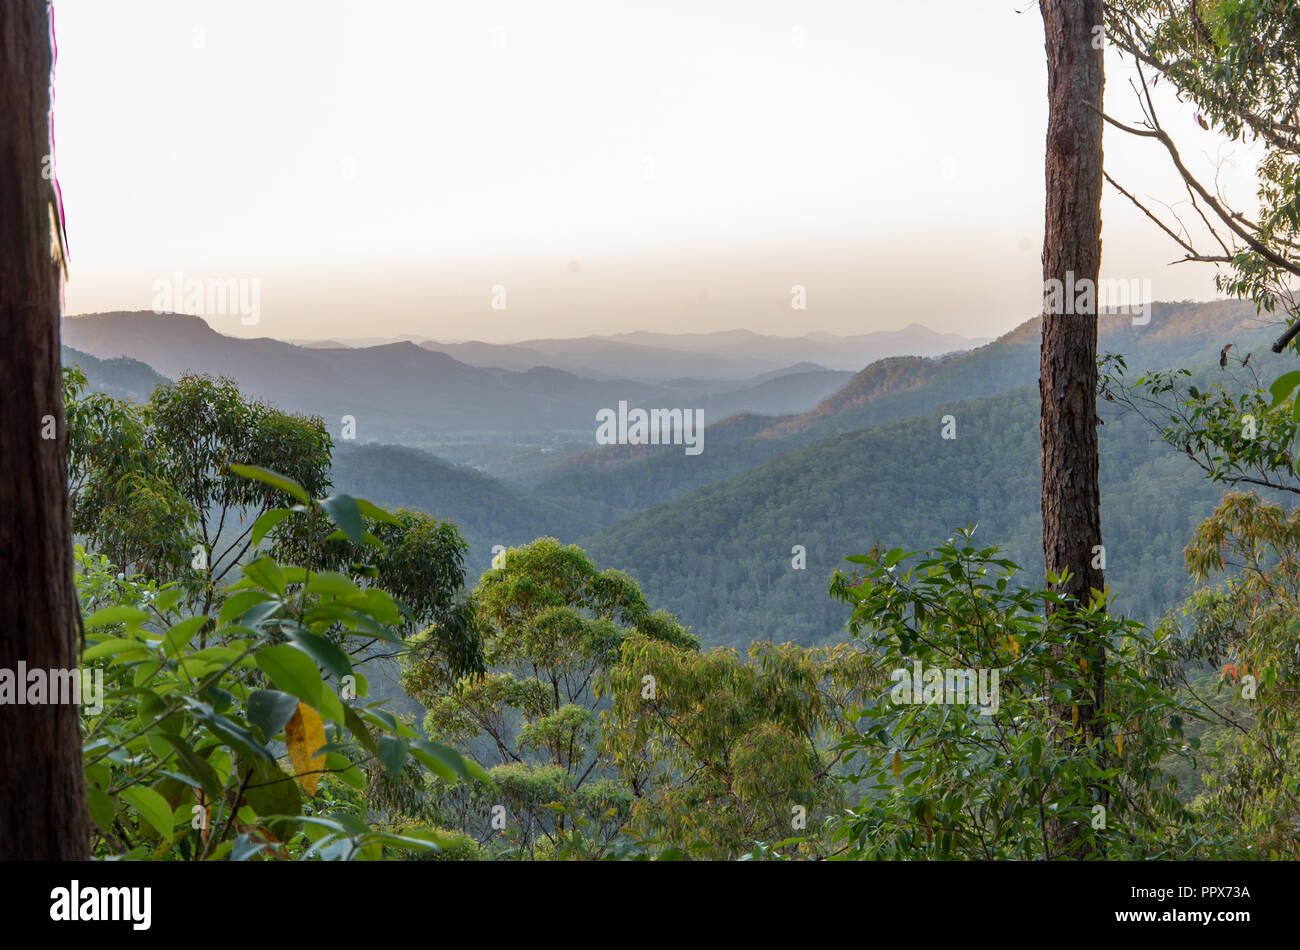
[0,0,89,860]
[1040,0,1106,856]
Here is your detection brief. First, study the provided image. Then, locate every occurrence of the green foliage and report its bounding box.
[1153,492,1300,858]
[76,465,485,860]
[146,375,332,600]
[602,636,877,859]
[826,531,1208,860]
[64,368,334,613]
[274,504,486,683]
[1105,355,1300,492]
[1101,345,1300,857]
[60,301,1300,861]
[401,538,695,858]
[64,366,195,580]
[1106,2,1300,452]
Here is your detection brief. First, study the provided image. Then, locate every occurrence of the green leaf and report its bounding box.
[82,638,151,661]
[355,498,401,525]
[241,757,302,832]
[377,735,407,779]
[239,557,286,597]
[219,590,276,625]
[182,698,275,763]
[412,739,487,783]
[333,609,403,644]
[84,605,150,629]
[228,464,311,504]
[86,786,117,834]
[247,689,301,740]
[318,494,366,544]
[157,733,224,803]
[161,615,209,657]
[324,528,381,547]
[251,508,295,548]
[343,704,378,755]
[409,744,457,782]
[152,588,183,614]
[285,630,352,681]
[255,644,323,706]
[304,573,361,597]
[325,752,366,790]
[120,785,175,838]
[1268,370,1300,409]
[315,682,346,725]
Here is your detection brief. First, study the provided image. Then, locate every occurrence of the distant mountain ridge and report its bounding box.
[528,299,1274,505]
[61,312,859,438]
[287,324,990,381]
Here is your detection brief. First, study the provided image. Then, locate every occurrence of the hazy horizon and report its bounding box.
[53,0,1260,343]
[62,306,1001,347]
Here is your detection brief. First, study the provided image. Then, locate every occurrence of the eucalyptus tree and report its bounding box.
[0,0,89,859]
[1039,0,1109,854]
[402,538,695,857]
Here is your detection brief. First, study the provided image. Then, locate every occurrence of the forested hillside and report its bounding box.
[328,443,608,575]
[584,382,1247,648]
[61,345,167,403]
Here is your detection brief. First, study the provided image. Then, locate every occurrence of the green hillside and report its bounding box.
[328,442,605,577]
[61,345,168,402]
[321,300,1292,649]
[583,381,1258,649]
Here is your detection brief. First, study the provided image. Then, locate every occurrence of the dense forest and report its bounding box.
[42,289,1299,861]
[3,0,1300,870]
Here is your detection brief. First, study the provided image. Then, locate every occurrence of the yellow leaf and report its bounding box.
[1071,705,1079,729]
[1116,732,1123,756]
[285,702,327,797]
[890,750,902,779]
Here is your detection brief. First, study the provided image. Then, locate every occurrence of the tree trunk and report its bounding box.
[1040,0,1106,856]
[0,0,89,859]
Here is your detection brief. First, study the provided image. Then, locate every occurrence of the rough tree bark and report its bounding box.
[1040,0,1106,856]
[0,0,90,859]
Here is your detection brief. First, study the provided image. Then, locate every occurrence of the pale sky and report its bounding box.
[52,0,1260,343]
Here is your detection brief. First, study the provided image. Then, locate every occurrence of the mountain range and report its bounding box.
[285,324,989,380]
[63,299,1287,648]
[64,313,978,440]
